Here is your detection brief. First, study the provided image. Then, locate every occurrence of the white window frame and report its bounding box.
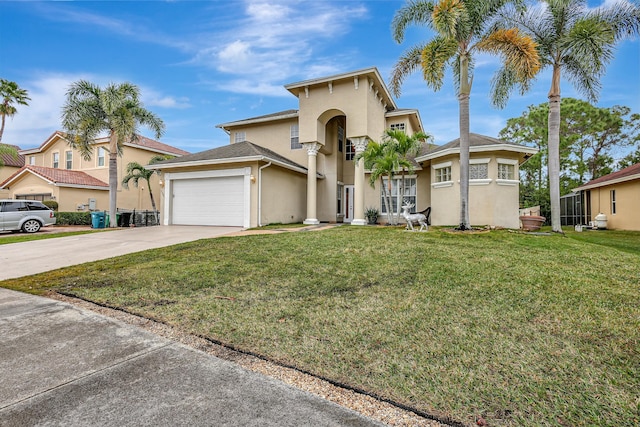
[390,123,406,132]
[338,125,344,153]
[496,158,518,185]
[469,158,491,185]
[345,139,355,161]
[234,131,246,143]
[611,189,616,214]
[380,175,417,215]
[65,150,73,169]
[290,124,301,149]
[97,147,106,167]
[432,161,453,188]
[29,156,36,165]
[52,152,59,169]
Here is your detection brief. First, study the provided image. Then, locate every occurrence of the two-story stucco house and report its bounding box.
[1,132,188,212]
[151,67,536,229]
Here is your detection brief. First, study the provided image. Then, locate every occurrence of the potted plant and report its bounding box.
[365,207,379,225]
[519,214,546,231]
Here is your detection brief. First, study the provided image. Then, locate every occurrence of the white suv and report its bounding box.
[0,200,57,233]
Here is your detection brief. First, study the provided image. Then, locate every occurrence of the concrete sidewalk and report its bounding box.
[0,288,384,427]
[0,226,243,281]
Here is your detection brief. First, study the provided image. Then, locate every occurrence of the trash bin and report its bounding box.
[91,211,106,229]
[118,212,132,227]
[104,213,120,228]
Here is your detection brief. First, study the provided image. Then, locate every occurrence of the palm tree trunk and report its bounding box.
[148,187,158,224]
[380,177,391,225]
[458,53,472,230]
[548,66,562,233]
[387,174,396,225]
[0,113,6,143]
[108,133,118,228]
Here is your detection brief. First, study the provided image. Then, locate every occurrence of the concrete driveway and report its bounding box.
[0,225,242,281]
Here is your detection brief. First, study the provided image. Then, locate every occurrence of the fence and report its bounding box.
[116,209,160,227]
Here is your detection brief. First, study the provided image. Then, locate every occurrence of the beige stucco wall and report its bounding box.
[260,165,306,225]
[586,180,640,230]
[427,153,522,228]
[57,187,109,212]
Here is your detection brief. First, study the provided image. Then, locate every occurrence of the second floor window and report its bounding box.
[52,152,59,169]
[66,151,72,169]
[497,163,515,180]
[97,147,106,167]
[290,124,301,149]
[29,156,36,165]
[345,139,355,161]
[435,166,451,183]
[235,131,246,143]
[390,123,405,132]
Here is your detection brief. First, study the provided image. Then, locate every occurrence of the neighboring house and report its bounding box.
[573,163,640,231]
[151,67,536,229]
[0,144,24,198]
[0,131,188,212]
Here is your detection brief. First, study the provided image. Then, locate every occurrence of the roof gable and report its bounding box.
[1,165,109,189]
[574,163,640,191]
[415,133,538,163]
[149,140,317,176]
[19,132,189,157]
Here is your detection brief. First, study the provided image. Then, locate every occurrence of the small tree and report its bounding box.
[122,155,174,223]
[0,79,30,143]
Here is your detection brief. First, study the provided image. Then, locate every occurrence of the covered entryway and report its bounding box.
[165,168,251,228]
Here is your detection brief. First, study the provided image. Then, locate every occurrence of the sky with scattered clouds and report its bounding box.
[1,0,638,156]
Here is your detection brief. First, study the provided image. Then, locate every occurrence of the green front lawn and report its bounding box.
[2,227,638,426]
[0,228,109,245]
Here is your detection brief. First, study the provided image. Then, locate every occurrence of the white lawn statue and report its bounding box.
[401,202,428,232]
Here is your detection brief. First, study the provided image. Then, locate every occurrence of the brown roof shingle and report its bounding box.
[577,163,640,189]
[0,144,25,168]
[1,165,108,189]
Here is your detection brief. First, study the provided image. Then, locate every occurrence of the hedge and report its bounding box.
[55,212,92,226]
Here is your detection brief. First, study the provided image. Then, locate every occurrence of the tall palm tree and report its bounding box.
[503,0,640,232]
[383,129,432,220]
[390,0,540,230]
[62,81,165,227]
[122,155,174,223]
[0,79,31,143]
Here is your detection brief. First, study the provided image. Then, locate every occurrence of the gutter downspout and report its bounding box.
[258,161,272,227]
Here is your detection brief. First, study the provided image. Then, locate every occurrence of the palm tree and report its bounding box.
[0,79,31,143]
[122,155,174,223]
[357,139,412,225]
[383,129,432,220]
[62,81,165,227]
[390,0,540,230]
[503,0,640,232]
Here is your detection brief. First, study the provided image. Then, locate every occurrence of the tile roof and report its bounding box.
[426,133,518,154]
[575,163,640,190]
[126,135,190,156]
[0,144,25,168]
[415,133,537,163]
[153,140,308,172]
[1,165,108,189]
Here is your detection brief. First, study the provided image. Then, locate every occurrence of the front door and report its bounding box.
[344,185,354,223]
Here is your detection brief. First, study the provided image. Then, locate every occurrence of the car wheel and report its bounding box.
[22,219,41,233]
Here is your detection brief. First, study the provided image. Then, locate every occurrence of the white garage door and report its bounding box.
[171,176,245,226]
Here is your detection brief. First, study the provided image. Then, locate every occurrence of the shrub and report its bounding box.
[42,200,59,211]
[55,212,92,226]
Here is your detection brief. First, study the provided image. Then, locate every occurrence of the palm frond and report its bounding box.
[392,0,436,43]
[390,43,428,97]
[421,37,458,90]
[477,28,541,81]
[432,0,468,39]
[589,0,640,41]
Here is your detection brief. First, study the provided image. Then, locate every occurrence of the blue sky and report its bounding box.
[1,0,638,157]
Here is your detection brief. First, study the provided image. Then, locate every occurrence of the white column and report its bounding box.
[303,142,320,225]
[351,137,368,226]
